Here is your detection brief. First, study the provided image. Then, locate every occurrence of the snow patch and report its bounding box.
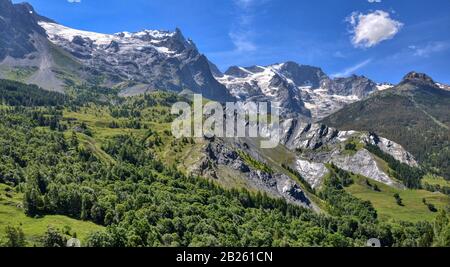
[376,83,394,91]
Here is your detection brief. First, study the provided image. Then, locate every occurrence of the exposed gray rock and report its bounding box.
[216,62,379,121]
[0,0,52,61]
[330,149,398,187]
[194,140,313,209]
[0,0,234,100]
[400,71,437,88]
[274,120,417,187]
[295,159,329,189]
[280,120,341,151]
[363,133,419,167]
[324,75,377,98]
[276,61,328,89]
[38,22,234,101]
[218,64,311,118]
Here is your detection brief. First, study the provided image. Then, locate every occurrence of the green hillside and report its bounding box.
[346,176,448,222]
[322,81,450,180]
[0,79,450,247]
[0,184,103,246]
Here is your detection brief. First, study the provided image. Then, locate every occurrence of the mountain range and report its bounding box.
[1,0,398,120]
[3,0,448,124]
[1,0,450,228]
[215,62,389,120]
[0,0,233,101]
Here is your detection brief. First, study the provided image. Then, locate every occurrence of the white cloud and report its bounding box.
[68,0,81,3]
[368,0,381,3]
[348,10,403,48]
[409,41,450,57]
[331,59,372,78]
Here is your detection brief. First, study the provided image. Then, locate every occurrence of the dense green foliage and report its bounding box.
[320,165,376,223]
[237,150,274,174]
[0,79,68,106]
[1,225,26,247]
[1,79,450,247]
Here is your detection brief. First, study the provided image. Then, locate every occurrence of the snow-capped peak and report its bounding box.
[216,62,383,120]
[118,29,176,39]
[217,64,285,99]
[39,22,115,46]
[38,21,180,55]
[436,82,450,91]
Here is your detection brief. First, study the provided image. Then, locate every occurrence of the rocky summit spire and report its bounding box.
[400,71,437,87]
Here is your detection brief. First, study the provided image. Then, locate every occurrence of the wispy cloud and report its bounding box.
[229,32,257,52]
[234,0,257,9]
[409,41,450,57]
[67,0,81,3]
[331,58,372,78]
[227,0,270,53]
[347,10,403,48]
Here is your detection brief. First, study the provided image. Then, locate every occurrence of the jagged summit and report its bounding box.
[400,71,437,87]
[0,0,234,101]
[216,61,381,120]
[275,61,328,89]
[38,20,233,100]
[0,0,50,59]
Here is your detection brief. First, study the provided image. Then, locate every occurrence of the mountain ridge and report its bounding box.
[0,0,234,101]
[216,61,384,120]
[322,72,450,179]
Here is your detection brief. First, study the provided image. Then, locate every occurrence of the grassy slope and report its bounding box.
[0,66,38,83]
[346,175,449,222]
[0,184,103,246]
[422,174,450,187]
[63,105,205,170]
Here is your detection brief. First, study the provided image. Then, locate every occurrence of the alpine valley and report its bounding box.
[0,0,449,247]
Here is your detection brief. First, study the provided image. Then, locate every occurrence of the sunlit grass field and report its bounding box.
[347,176,449,222]
[0,184,104,246]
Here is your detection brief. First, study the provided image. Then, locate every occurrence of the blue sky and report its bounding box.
[16,0,450,84]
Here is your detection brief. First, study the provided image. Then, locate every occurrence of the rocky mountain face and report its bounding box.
[192,139,315,209]
[217,64,311,118]
[437,83,450,91]
[0,0,70,92]
[215,62,381,121]
[38,22,234,101]
[0,0,388,109]
[400,71,437,87]
[322,72,450,179]
[324,75,377,98]
[190,117,417,201]
[0,0,233,101]
[0,0,51,60]
[275,120,417,188]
